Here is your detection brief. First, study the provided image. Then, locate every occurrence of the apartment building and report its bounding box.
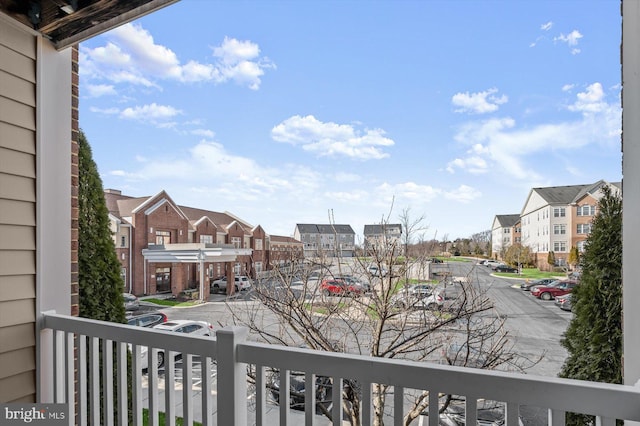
[363,223,403,255]
[106,189,301,296]
[294,224,356,258]
[493,180,621,270]
[268,235,304,267]
[490,214,521,260]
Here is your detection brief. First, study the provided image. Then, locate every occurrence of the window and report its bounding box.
[120,268,126,285]
[577,205,596,216]
[231,237,241,248]
[156,230,171,245]
[254,262,262,273]
[577,223,592,234]
[255,239,263,250]
[553,207,566,218]
[120,236,126,247]
[553,224,566,235]
[234,262,241,275]
[503,228,510,234]
[553,241,567,252]
[577,240,587,252]
[200,234,213,244]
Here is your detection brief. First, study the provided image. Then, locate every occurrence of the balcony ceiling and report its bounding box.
[0,0,178,50]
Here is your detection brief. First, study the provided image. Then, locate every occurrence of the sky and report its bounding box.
[78,0,622,243]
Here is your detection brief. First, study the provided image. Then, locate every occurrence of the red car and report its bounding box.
[319,279,364,297]
[531,280,578,300]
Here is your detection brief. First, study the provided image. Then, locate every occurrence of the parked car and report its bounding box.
[520,278,557,291]
[476,259,488,266]
[531,280,578,300]
[484,260,503,268]
[138,320,214,369]
[367,265,389,277]
[320,279,364,297]
[407,283,436,296]
[210,275,252,292]
[555,293,573,311]
[267,369,333,411]
[493,264,518,273]
[123,293,139,311]
[333,275,370,292]
[127,312,168,328]
[390,290,444,310]
[429,257,444,264]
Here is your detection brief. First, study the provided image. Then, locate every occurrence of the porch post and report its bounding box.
[623,0,640,399]
[216,326,248,425]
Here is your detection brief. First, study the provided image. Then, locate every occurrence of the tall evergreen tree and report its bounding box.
[78,130,126,323]
[559,186,622,425]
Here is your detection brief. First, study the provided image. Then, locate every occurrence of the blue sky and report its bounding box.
[78,0,622,242]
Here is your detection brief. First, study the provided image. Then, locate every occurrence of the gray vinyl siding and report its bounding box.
[0,18,37,403]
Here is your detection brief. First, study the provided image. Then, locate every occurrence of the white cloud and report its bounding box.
[271,115,395,160]
[447,82,620,181]
[554,30,583,53]
[562,84,575,92]
[568,83,607,113]
[541,22,553,31]
[85,84,116,98]
[80,24,274,91]
[120,103,183,121]
[191,129,216,138]
[375,182,441,205]
[452,88,508,114]
[444,185,482,203]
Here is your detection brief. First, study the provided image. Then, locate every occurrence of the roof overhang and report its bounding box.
[0,0,179,50]
[141,243,252,263]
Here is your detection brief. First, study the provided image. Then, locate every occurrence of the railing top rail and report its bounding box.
[41,312,217,356]
[238,340,640,420]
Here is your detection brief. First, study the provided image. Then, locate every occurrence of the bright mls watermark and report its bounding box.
[0,404,68,425]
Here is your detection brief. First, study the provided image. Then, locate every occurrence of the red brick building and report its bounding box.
[105,189,301,296]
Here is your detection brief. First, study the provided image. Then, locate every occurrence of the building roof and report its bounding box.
[105,189,254,234]
[269,235,303,245]
[363,224,402,235]
[494,214,520,227]
[296,224,355,235]
[531,180,621,205]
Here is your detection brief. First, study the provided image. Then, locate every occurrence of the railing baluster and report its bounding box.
[305,372,315,426]
[201,356,213,426]
[103,339,114,426]
[117,341,127,426]
[132,345,142,426]
[332,376,343,426]
[183,353,194,425]
[65,332,74,425]
[428,390,439,426]
[504,401,519,426]
[394,384,404,426]
[54,330,64,403]
[164,350,176,426]
[148,348,159,426]
[596,416,616,426]
[465,396,477,426]
[255,364,266,426]
[279,369,290,425]
[78,335,87,426]
[361,380,372,426]
[90,337,99,426]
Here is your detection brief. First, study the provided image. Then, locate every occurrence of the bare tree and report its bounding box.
[228,213,540,425]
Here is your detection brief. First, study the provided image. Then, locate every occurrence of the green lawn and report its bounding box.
[493,267,566,280]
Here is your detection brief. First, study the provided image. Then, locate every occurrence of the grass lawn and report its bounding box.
[142,298,199,307]
[493,267,566,280]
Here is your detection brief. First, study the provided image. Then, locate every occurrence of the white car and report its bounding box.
[137,320,214,370]
[367,265,389,277]
[484,260,504,268]
[390,290,444,310]
[210,275,252,292]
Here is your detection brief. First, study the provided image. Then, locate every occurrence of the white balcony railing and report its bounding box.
[41,312,640,426]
